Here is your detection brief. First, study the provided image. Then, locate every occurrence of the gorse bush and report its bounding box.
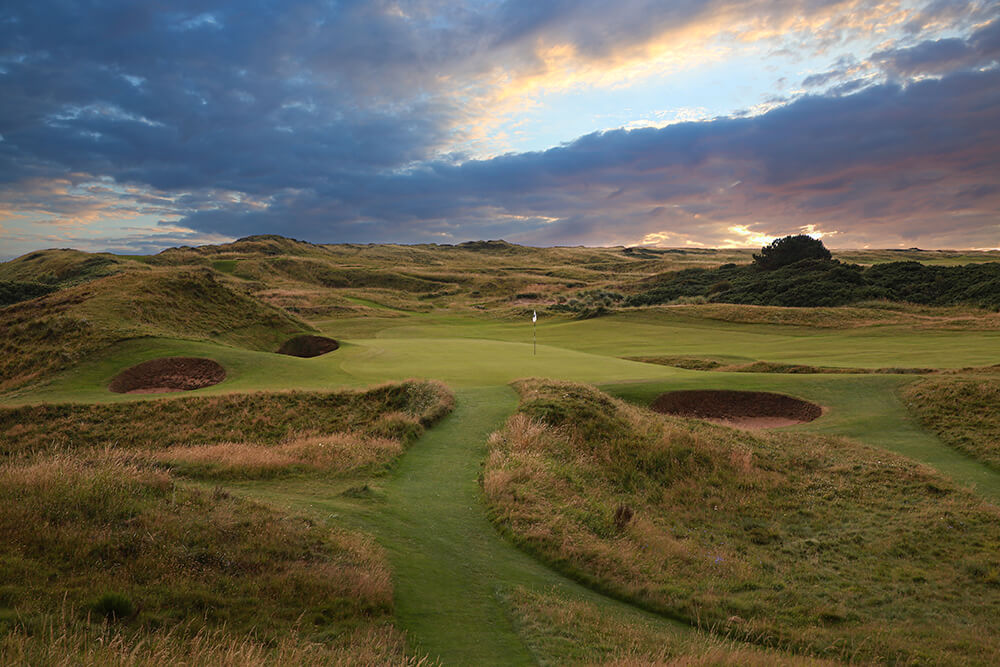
[753,235,832,270]
[0,280,57,306]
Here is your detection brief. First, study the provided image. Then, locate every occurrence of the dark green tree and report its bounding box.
[753,234,832,270]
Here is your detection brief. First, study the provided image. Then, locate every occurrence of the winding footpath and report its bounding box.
[248,386,690,664]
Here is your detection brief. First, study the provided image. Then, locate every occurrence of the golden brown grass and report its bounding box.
[484,379,1000,664]
[0,615,428,666]
[152,432,403,479]
[0,451,400,655]
[0,380,453,459]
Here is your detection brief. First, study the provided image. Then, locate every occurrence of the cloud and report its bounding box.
[874,17,1000,78]
[162,67,1000,250]
[1,1,999,255]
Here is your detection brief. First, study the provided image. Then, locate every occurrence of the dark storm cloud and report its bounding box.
[874,17,1000,78]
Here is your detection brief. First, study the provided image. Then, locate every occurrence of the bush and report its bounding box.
[752,235,832,270]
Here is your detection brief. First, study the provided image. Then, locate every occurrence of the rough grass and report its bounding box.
[0,267,309,392]
[629,356,934,375]
[503,587,828,666]
[1,619,427,666]
[152,432,403,480]
[652,302,1000,330]
[0,380,454,459]
[483,379,1000,664]
[0,453,393,645]
[903,376,1000,470]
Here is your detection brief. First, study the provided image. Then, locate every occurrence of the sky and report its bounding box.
[1,0,999,259]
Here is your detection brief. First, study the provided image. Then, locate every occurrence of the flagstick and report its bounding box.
[532,310,537,356]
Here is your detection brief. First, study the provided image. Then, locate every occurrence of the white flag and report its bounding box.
[532,310,537,322]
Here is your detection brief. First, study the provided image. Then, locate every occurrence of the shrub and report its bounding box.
[753,235,832,270]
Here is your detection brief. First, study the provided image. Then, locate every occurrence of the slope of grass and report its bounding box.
[483,379,1000,664]
[0,454,396,652]
[0,248,126,287]
[628,355,936,374]
[502,586,828,666]
[903,376,1000,470]
[0,380,452,460]
[0,267,310,393]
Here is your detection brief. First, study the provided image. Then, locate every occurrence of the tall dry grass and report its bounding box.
[152,432,403,479]
[484,379,1000,664]
[1,380,454,458]
[0,615,429,666]
[0,452,395,645]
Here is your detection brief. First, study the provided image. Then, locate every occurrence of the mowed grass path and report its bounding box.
[231,387,691,664]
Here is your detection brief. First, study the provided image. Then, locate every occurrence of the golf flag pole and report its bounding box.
[532,310,537,355]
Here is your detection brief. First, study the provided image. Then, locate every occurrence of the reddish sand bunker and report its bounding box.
[109,357,226,394]
[276,335,339,358]
[651,390,822,429]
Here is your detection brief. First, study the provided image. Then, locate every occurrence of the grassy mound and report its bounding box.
[1,381,453,478]
[630,355,935,375]
[502,587,826,666]
[0,268,309,393]
[0,249,124,288]
[0,454,392,646]
[483,379,1000,663]
[903,376,1000,470]
[108,357,227,394]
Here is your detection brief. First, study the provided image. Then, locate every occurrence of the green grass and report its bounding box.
[501,586,827,665]
[903,376,1000,470]
[483,380,1000,663]
[0,453,397,650]
[222,387,703,665]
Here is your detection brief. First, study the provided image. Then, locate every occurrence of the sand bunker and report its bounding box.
[651,390,822,429]
[276,335,339,358]
[109,357,226,394]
